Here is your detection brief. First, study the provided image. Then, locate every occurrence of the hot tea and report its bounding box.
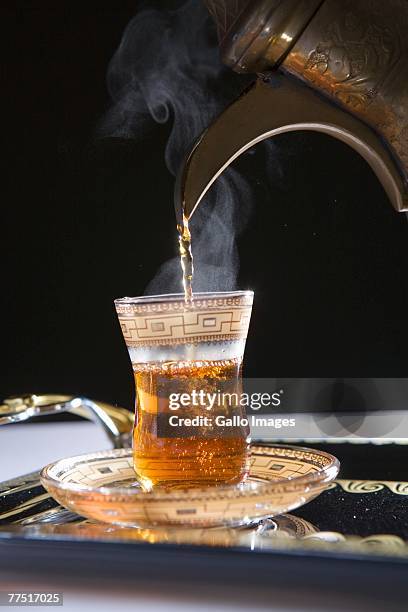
[115,291,253,490]
[178,214,194,304]
[133,358,249,490]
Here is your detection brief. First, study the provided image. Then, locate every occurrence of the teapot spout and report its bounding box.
[174,76,408,224]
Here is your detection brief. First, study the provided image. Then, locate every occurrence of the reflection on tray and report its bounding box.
[1,479,407,561]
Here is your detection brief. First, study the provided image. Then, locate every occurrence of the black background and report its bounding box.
[4,2,408,410]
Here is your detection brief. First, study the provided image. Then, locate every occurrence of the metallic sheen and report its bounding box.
[0,394,133,449]
[176,0,408,220]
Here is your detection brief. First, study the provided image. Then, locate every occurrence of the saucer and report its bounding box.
[40,444,339,528]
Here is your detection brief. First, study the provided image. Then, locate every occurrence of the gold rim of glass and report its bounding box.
[114,290,254,305]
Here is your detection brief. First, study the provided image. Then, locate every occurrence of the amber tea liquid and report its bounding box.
[125,217,251,490]
[133,358,250,490]
[178,215,193,304]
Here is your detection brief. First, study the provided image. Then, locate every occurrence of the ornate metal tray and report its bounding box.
[0,396,407,603]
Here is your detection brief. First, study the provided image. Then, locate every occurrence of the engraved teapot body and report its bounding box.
[175,0,408,220]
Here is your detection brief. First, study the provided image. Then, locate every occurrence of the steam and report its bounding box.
[100,0,253,294]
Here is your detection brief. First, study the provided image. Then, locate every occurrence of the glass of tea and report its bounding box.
[115,291,254,491]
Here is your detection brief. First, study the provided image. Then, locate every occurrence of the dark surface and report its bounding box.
[0,537,406,610]
[0,466,407,611]
[4,3,408,411]
[296,478,408,539]
[0,440,406,605]
[308,442,408,481]
[0,465,408,609]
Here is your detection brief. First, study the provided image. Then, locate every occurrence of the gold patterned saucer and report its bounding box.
[40,444,339,528]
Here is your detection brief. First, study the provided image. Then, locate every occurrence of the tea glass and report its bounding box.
[115,291,253,490]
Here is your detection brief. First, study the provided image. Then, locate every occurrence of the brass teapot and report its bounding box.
[175,0,408,222]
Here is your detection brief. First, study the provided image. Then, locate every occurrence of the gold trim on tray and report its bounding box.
[335,479,408,495]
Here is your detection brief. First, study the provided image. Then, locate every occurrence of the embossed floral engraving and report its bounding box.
[304,9,399,109]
